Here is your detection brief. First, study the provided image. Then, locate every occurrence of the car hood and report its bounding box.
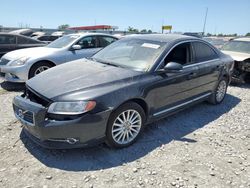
[3,47,60,61]
[26,59,143,100]
[221,50,250,61]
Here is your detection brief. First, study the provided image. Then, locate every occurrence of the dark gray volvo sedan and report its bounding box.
[13,34,234,149]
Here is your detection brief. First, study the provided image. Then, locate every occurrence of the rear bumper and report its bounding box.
[13,95,112,149]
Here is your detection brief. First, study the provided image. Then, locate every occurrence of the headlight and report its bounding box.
[10,57,30,66]
[47,101,96,115]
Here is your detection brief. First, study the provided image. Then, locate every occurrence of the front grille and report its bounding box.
[14,105,34,124]
[0,58,10,65]
[25,86,51,107]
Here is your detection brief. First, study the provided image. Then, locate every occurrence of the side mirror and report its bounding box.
[158,62,183,73]
[71,44,82,50]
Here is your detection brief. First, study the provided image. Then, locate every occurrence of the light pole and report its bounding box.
[203,7,208,36]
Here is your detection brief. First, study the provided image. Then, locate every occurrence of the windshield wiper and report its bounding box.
[89,57,121,68]
[87,57,97,62]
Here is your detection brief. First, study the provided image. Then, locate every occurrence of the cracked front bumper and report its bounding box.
[13,95,112,149]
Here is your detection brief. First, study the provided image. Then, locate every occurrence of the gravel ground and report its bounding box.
[0,76,249,188]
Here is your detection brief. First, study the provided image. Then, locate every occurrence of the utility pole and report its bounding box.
[202,7,208,36]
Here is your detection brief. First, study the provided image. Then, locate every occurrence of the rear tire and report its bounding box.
[29,62,53,79]
[208,78,228,105]
[105,102,146,148]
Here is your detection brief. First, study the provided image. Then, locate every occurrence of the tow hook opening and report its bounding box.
[10,73,19,79]
[66,138,79,144]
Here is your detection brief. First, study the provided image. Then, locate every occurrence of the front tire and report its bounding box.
[29,62,53,79]
[105,102,146,148]
[208,78,228,105]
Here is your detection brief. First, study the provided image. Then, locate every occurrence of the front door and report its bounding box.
[146,42,203,118]
[62,36,102,63]
[71,36,102,59]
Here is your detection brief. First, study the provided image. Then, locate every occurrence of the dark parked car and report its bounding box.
[35,35,60,44]
[0,33,46,58]
[13,34,234,149]
[9,29,34,37]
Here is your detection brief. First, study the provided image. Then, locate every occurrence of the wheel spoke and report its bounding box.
[126,131,129,142]
[117,131,124,141]
[112,127,123,133]
[128,130,133,138]
[126,110,130,121]
[117,117,124,124]
[113,129,123,138]
[114,123,123,127]
[131,119,140,125]
[130,115,138,123]
[122,112,126,121]
[122,132,126,142]
[129,111,136,121]
[130,127,139,133]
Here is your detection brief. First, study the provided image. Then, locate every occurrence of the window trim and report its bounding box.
[191,41,219,64]
[163,41,193,66]
[154,39,220,72]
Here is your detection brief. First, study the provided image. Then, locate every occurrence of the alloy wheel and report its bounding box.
[111,109,142,145]
[34,66,50,75]
[216,80,227,102]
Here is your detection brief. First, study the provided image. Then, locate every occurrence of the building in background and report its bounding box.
[68,25,118,32]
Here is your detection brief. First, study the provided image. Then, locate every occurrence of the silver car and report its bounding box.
[0,33,117,82]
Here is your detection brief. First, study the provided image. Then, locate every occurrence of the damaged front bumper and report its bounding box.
[13,95,112,149]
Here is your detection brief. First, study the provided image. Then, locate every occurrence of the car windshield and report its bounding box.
[221,41,250,54]
[92,38,166,71]
[47,35,80,48]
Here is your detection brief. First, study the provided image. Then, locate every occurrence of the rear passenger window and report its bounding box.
[38,36,49,41]
[99,36,117,47]
[0,35,16,44]
[193,42,218,62]
[18,36,39,44]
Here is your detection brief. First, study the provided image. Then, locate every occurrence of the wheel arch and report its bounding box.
[112,97,149,118]
[28,60,56,78]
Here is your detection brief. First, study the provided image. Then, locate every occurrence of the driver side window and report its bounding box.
[76,36,97,49]
[164,42,192,67]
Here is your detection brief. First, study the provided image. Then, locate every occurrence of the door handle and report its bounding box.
[187,72,197,79]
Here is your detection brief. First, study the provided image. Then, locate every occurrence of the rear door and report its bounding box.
[0,34,17,56]
[191,41,222,93]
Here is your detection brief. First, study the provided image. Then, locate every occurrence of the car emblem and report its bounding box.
[18,109,25,119]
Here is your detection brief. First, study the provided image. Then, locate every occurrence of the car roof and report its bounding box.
[233,37,250,42]
[67,32,117,38]
[124,34,197,42]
